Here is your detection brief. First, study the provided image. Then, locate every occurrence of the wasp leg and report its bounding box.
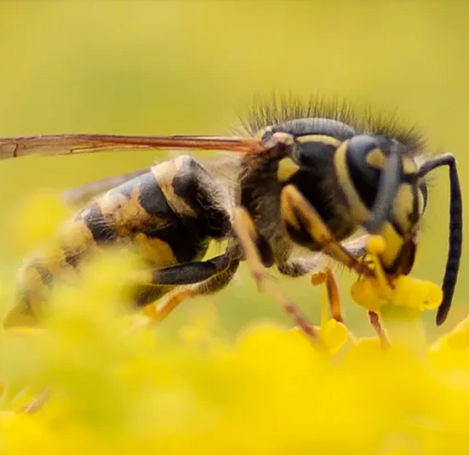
[148,253,234,287]
[277,258,343,322]
[279,185,380,325]
[233,206,319,343]
[310,268,344,323]
[368,311,391,350]
[130,154,237,323]
[129,252,240,322]
[277,234,369,278]
[18,389,50,414]
[280,185,374,277]
[148,256,240,322]
[276,256,323,278]
[276,236,369,322]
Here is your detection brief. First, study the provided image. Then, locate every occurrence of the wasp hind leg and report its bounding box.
[131,252,240,323]
[135,155,238,323]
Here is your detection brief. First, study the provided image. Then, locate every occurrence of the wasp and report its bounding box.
[0,98,462,328]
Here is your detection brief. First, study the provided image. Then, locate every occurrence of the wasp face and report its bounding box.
[258,118,429,277]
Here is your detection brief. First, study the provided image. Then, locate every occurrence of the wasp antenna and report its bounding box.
[419,153,462,325]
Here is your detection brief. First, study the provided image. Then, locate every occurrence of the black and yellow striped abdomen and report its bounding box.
[5,155,231,327]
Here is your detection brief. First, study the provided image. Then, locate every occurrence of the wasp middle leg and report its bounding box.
[275,234,376,324]
[233,206,319,343]
[276,257,343,322]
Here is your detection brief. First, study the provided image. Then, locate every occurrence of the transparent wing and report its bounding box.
[60,168,150,208]
[0,134,264,160]
[60,154,244,209]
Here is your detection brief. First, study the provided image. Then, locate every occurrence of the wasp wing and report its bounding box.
[0,134,264,160]
[60,168,151,208]
[60,153,243,210]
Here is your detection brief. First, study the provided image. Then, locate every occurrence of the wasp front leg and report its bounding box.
[280,185,373,277]
[280,186,443,323]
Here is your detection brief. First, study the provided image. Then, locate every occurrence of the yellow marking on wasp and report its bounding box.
[402,155,418,175]
[59,219,96,249]
[100,186,163,239]
[366,150,418,175]
[296,135,341,147]
[417,187,425,217]
[277,157,300,182]
[263,132,295,149]
[375,222,404,269]
[365,148,386,169]
[18,264,46,295]
[151,157,197,218]
[333,141,370,224]
[281,185,365,273]
[3,306,39,328]
[280,189,301,231]
[56,219,99,270]
[100,188,178,265]
[12,265,49,325]
[134,233,176,267]
[390,183,415,234]
[100,192,137,237]
[47,244,77,274]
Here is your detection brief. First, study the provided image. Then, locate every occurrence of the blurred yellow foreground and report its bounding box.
[1,2,469,453]
[1,250,469,455]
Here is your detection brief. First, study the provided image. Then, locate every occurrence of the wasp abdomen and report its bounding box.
[6,155,231,326]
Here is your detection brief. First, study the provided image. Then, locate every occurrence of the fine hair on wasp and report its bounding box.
[0,95,462,330]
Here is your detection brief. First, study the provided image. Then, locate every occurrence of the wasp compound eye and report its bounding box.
[339,135,402,234]
[348,136,402,234]
[348,135,381,163]
[345,135,384,193]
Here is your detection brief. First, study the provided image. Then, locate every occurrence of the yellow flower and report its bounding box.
[7,192,71,257]
[2,196,469,454]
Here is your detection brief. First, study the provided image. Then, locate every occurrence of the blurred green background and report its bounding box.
[0,0,468,339]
